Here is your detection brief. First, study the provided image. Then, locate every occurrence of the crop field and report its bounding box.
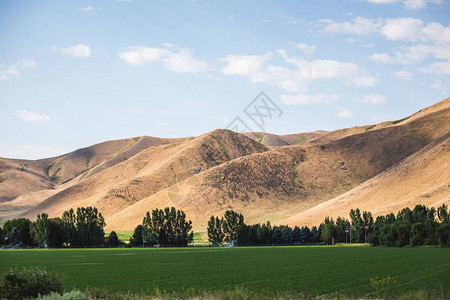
[1,246,449,298]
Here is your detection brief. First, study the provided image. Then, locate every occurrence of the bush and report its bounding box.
[0,267,62,299]
[38,291,88,300]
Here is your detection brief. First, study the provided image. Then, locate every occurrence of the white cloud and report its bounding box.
[0,59,36,80]
[380,18,424,42]
[119,45,208,73]
[358,94,388,104]
[420,60,450,75]
[319,17,450,44]
[221,53,272,80]
[220,49,376,92]
[0,145,67,160]
[14,110,51,122]
[369,44,450,65]
[360,0,442,10]
[318,17,383,36]
[337,107,353,118]
[288,42,316,57]
[53,44,91,58]
[228,14,234,20]
[380,18,450,44]
[280,94,338,105]
[430,80,449,91]
[80,5,94,13]
[394,70,413,79]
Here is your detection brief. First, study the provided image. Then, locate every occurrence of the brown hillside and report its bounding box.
[0,136,182,205]
[282,133,450,228]
[20,130,268,221]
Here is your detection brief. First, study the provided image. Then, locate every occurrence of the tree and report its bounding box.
[207,216,225,246]
[3,218,33,246]
[61,207,105,246]
[47,218,65,247]
[257,221,272,244]
[107,231,121,247]
[320,217,335,245]
[437,204,449,224]
[62,209,77,246]
[437,223,450,247]
[335,217,350,243]
[349,209,364,243]
[8,227,22,246]
[0,226,4,246]
[142,207,193,246]
[30,213,50,248]
[222,210,245,244]
[410,222,426,246]
[129,225,144,246]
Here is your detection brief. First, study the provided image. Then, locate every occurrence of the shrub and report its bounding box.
[0,267,62,299]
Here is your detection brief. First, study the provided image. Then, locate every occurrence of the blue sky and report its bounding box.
[0,0,449,159]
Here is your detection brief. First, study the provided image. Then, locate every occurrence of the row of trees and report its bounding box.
[207,210,321,246]
[0,207,112,248]
[2,204,449,248]
[318,204,450,247]
[369,204,449,247]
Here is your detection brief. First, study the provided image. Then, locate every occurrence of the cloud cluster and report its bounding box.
[319,17,450,44]
[52,44,91,58]
[319,16,450,77]
[360,0,442,10]
[221,48,375,93]
[0,59,36,80]
[118,44,208,73]
[14,110,51,122]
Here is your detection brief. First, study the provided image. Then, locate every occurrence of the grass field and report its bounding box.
[0,246,449,298]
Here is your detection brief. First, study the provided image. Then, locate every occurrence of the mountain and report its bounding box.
[0,98,449,232]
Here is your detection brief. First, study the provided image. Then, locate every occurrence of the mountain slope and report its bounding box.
[282,133,450,227]
[20,130,268,221]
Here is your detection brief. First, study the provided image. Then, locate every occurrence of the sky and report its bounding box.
[0,0,449,159]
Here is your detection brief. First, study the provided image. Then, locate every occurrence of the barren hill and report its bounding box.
[19,130,268,221]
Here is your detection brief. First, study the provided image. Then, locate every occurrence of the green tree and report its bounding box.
[30,213,50,247]
[129,225,144,246]
[107,231,121,247]
[62,207,105,246]
[62,208,77,246]
[207,216,225,246]
[349,209,364,243]
[222,210,245,244]
[436,223,450,247]
[142,207,193,246]
[3,218,33,246]
[335,217,350,243]
[410,222,426,246]
[320,217,335,245]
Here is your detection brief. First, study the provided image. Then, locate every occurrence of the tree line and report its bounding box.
[207,210,321,246]
[1,204,448,248]
[317,204,450,247]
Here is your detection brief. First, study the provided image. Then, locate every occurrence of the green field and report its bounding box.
[1,246,449,298]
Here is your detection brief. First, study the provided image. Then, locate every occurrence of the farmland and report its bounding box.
[1,246,449,298]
